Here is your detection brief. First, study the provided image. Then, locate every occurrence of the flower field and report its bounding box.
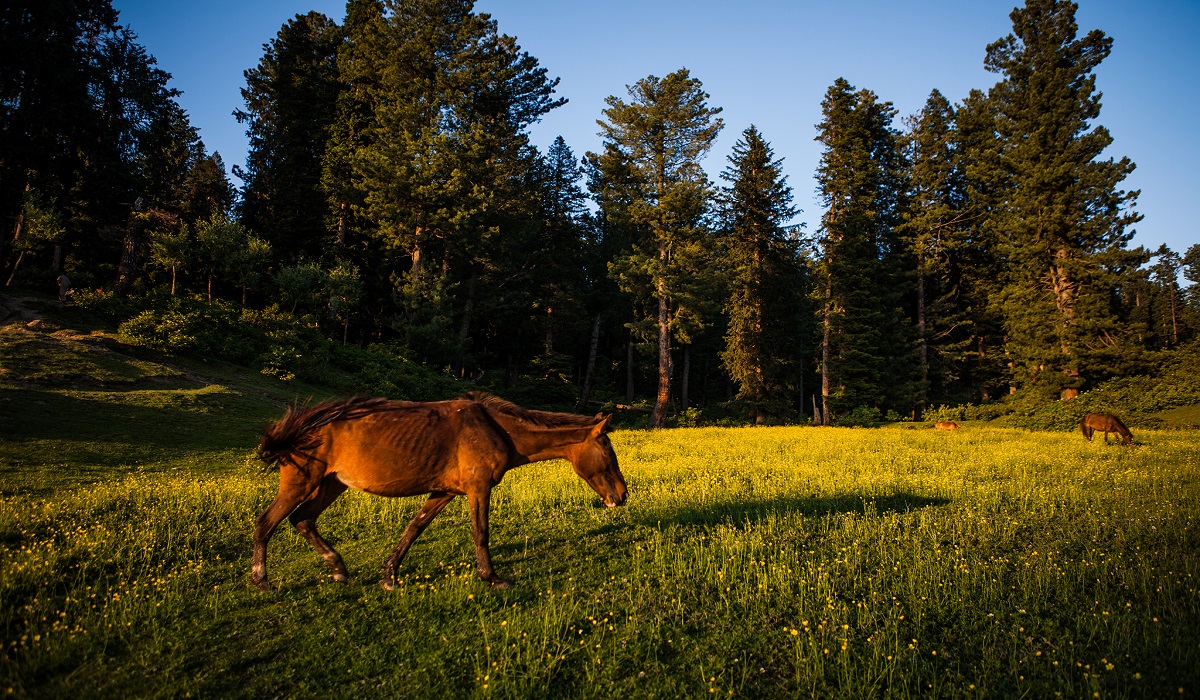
[3,387,1198,698]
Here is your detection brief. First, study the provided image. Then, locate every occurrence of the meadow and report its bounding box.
[2,317,1199,698]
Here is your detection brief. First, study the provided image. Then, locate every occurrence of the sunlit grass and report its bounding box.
[2,418,1197,698]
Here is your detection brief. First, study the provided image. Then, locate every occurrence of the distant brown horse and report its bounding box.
[253,393,627,591]
[935,421,960,430]
[1079,413,1133,445]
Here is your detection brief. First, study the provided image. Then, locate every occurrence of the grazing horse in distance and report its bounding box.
[1079,413,1134,445]
[253,393,627,591]
[935,421,960,430]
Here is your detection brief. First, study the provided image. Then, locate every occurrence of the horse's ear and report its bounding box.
[594,414,613,434]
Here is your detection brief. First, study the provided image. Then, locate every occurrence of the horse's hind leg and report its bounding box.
[381,492,455,590]
[252,472,316,591]
[290,476,350,583]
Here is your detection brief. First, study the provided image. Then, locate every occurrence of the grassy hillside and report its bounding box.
[2,296,1199,698]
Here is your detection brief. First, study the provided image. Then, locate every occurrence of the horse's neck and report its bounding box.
[496,418,590,464]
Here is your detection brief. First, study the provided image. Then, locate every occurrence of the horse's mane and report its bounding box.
[258,396,402,469]
[462,392,603,430]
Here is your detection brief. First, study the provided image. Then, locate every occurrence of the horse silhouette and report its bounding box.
[253,393,627,591]
[1079,413,1133,445]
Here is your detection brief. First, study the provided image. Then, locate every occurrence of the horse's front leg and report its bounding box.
[468,488,510,589]
[381,492,455,590]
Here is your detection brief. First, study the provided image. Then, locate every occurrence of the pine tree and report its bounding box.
[528,137,588,362]
[900,90,981,413]
[813,79,914,422]
[1,0,117,271]
[236,11,343,261]
[1150,245,1188,346]
[953,89,1009,401]
[1,0,204,290]
[345,0,564,362]
[985,0,1143,398]
[591,68,723,427]
[717,126,807,421]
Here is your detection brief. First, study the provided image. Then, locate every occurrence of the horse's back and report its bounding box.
[317,399,512,497]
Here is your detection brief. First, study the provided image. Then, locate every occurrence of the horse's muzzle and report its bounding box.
[604,490,628,508]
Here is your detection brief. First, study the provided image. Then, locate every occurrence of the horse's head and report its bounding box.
[572,414,628,508]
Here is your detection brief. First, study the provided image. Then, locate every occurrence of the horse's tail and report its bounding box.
[1079,416,1092,440]
[257,396,395,470]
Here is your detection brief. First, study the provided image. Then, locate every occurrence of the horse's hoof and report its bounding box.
[380,578,396,591]
[332,573,349,584]
[254,580,273,592]
[490,578,512,590]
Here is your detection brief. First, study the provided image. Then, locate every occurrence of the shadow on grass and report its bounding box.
[0,386,278,451]
[619,491,950,532]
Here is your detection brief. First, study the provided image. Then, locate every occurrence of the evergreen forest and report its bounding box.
[4,0,1198,428]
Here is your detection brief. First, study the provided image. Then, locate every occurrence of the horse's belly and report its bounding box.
[333,469,454,498]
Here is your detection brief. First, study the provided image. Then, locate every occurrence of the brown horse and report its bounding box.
[1079,413,1133,445]
[252,393,627,591]
[935,421,960,430]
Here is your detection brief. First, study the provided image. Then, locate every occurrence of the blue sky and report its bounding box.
[110,0,1199,257]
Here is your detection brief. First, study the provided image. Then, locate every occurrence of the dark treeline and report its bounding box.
[4,0,1199,426]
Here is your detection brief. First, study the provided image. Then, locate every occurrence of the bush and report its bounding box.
[993,341,1200,431]
[834,405,883,427]
[71,288,136,322]
[114,297,333,381]
[335,343,462,401]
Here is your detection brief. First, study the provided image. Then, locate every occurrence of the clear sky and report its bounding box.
[110,0,1200,257]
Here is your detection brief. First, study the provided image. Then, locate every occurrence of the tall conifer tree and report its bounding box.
[814,79,911,422]
[345,0,564,361]
[236,11,343,261]
[717,126,807,421]
[985,0,1143,397]
[592,68,723,427]
[900,90,979,412]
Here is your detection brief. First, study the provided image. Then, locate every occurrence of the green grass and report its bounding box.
[2,311,1199,698]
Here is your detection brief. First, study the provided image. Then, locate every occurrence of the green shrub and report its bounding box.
[335,343,462,401]
[71,288,136,322]
[834,405,883,427]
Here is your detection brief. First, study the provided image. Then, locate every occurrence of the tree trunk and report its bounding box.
[336,202,347,246]
[4,251,25,287]
[115,204,147,296]
[1169,285,1179,344]
[820,275,832,426]
[798,360,805,422]
[457,274,475,375]
[916,253,928,420]
[978,336,989,402]
[411,228,424,276]
[651,291,670,428]
[2,181,30,272]
[681,345,691,411]
[626,339,635,404]
[577,313,602,411]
